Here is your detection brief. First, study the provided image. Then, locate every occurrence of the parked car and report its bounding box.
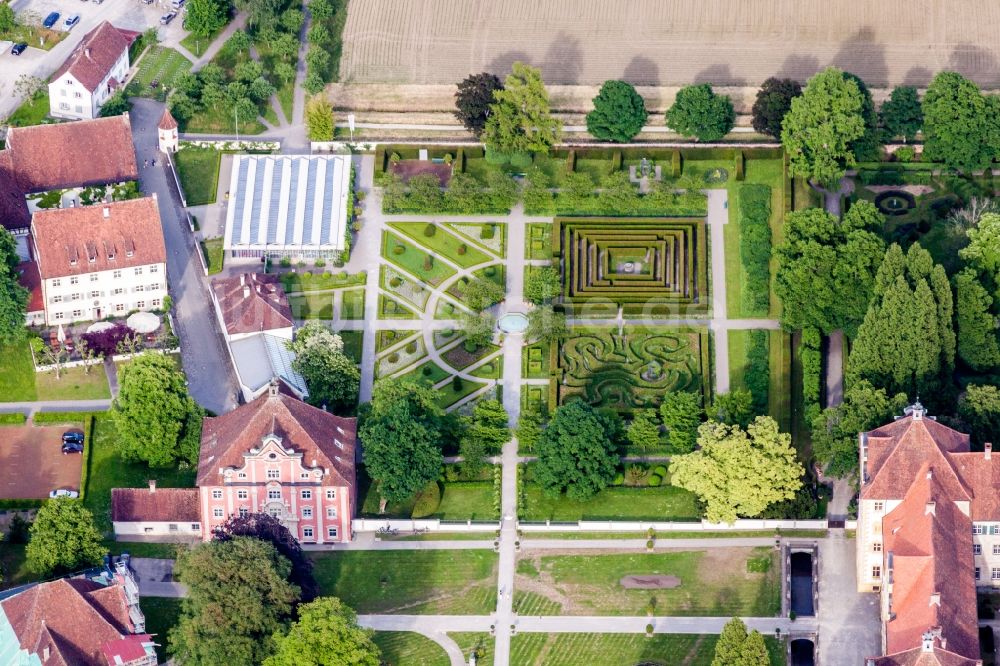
[141,0,153,5]
[62,429,84,444]
[159,11,176,24]
[10,42,27,55]
[62,442,84,455]
[171,0,185,8]
[64,14,80,29]
[49,489,79,499]
[42,12,60,28]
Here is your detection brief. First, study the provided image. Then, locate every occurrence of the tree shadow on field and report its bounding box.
[947,44,999,87]
[542,33,582,85]
[776,54,819,82]
[486,51,533,76]
[694,64,744,87]
[901,66,933,87]
[830,27,888,87]
[623,56,660,86]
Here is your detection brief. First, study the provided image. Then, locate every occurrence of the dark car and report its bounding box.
[10,42,27,55]
[42,12,60,28]
[62,442,83,455]
[62,429,84,445]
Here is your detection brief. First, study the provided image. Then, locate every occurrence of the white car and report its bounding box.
[49,489,79,499]
[63,14,80,30]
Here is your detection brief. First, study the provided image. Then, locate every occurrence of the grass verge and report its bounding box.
[174,147,222,205]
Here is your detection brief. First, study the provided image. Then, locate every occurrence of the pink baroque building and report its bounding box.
[196,381,357,544]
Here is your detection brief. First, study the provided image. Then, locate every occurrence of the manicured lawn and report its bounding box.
[200,237,225,275]
[82,415,196,536]
[341,288,365,320]
[6,91,50,128]
[434,376,488,408]
[520,482,699,522]
[180,25,225,57]
[509,633,785,666]
[339,330,363,363]
[389,222,491,267]
[434,482,498,521]
[0,341,38,401]
[184,108,266,135]
[310,550,498,614]
[382,232,457,286]
[373,632,449,666]
[140,597,182,663]
[0,543,30,591]
[398,360,451,386]
[277,83,294,122]
[450,633,495,666]
[526,222,553,260]
[378,293,419,319]
[521,340,550,379]
[279,271,366,292]
[515,547,780,617]
[175,147,222,205]
[35,365,110,401]
[289,293,333,320]
[125,47,192,102]
[1,25,66,51]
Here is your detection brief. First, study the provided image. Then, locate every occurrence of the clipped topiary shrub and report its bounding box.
[424,223,436,237]
[612,473,624,486]
[387,352,400,363]
[653,465,668,477]
[423,256,433,271]
[480,225,496,240]
[457,243,467,255]
[405,342,417,354]
[392,244,405,255]
[452,375,463,390]
[411,480,442,518]
[389,276,402,288]
[647,474,662,487]
[484,266,496,277]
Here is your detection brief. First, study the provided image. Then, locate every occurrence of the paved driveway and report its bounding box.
[0,0,186,120]
[817,533,881,664]
[0,422,83,498]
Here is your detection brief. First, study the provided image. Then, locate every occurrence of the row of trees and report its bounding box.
[168,51,279,126]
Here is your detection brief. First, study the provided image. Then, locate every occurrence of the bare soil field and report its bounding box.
[340,0,1000,88]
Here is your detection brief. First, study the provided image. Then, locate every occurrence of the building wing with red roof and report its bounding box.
[48,22,139,120]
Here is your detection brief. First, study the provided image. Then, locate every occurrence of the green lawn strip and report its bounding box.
[434,376,488,409]
[83,415,196,536]
[522,529,829,540]
[35,365,110,401]
[378,293,419,320]
[341,288,365,320]
[339,330,363,364]
[310,550,498,614]
[199,237,225,275]
[276,82,294,122]
[388,533,498,541]
[470,357,502,379]
[449,633,495,666]
[373,632,449,666]
[389,222,491,268]
[398,360,451,385]
[444,222,506,258]
[0,340,38,401]
[523,547,779,616]
[289,292,333,320]
[0,543,30,591]
[769,329,793,434]
[280,271,366,292]
[513,590,562,615]
[434,482,498,521]
[180,26,223,57]
[728,329,748,393]
[509,633,784,666]
[381,231,456,286]
[184,108,266,135]
[2,24,66,51]
[526,222,553,260]
[520,481,699,522]
[521,340,550,379]
[6,90,50,127]
[683,160,735,189]
[262,102,280,127]
[139,597,182,663]
[175,147,222,205]
[433,296,465,320]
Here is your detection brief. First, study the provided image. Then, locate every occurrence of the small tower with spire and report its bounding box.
[158,107,179,153]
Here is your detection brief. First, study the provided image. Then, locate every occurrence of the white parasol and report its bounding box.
[126,312,160,334]
[57,324,65,343]
[86,321,115,334]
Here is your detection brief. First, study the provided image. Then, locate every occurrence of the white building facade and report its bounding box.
[47,22,134,121]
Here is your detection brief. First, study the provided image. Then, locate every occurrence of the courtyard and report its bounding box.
[0,421,84,499]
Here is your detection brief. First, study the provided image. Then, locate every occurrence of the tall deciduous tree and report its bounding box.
[708,388,755,429]
[665,84,734,141]
[0,3,17,34]
[670,417,803,523]
[958,384,1000,449]
[961,212,1000,278]
[534,401,618,501]
[0,228,27,344]
[287,322,360,413]
[879,86,923,143]
[955,268,1000,370]
[750,77,801,138]
[812,380,908,477]
[780,68,866,188]
[526,305,567,344]
[459,399,509,476]
[482,62,561,157]
[659,391,702,453]
[626,409,661,451]
[712,617,749,666]
[524,265,560,304]
[212,512,317,601]
[454,72,503,136]
[110,353,203,468]
[843,72,882,162]
[462,277,505,311]
[359,379,445,509]
[922,71,1000,172]
[184,0,230,37]
[26,499,105,575]
[305,95,335,141]
[170,537,299,665]
[459,311,496,349]
[586,80,648,143]
[775,201,886,335]
[848,243,955,397]
[264,597,380,666]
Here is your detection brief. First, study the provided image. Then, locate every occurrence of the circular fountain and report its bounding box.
[498,312,529,333]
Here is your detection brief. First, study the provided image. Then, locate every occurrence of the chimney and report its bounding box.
[148,479,156,493]
[243,285,250,299]
[103,206,110,219]
[926,469,932,480]
[987,443,992,460]
[925,501,936,516]
[930,592,941,606]
[240,274,245,286]
[84,47,91,59]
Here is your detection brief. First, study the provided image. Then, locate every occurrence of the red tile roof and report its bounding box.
[870,648,981,666]
[31,197,166,280]
[158,108,178,131]
[210,273,293,336]
[0,577,135,665]
[197,387,356,488]
[6,115,139,194]
[111,487,200,522]
[50,21,138,92]
[881,463,980,662]
[0,151,30,231]
[102,634,155,664]
[17,260,43,313]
